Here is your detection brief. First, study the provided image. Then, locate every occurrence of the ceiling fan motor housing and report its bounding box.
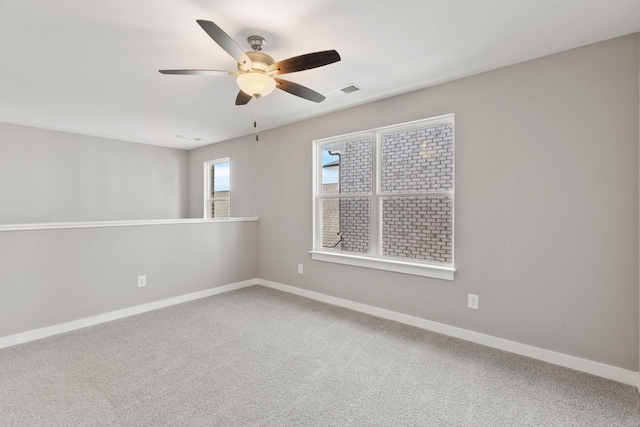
[240,50,275,73]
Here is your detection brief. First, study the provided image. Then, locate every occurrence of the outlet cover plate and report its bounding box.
[468,294,479,310]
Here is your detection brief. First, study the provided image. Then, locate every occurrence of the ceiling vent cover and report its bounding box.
[340,84,360,94]
[324,83,361,98]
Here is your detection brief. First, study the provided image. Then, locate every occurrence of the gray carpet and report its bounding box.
[0,286,638,426]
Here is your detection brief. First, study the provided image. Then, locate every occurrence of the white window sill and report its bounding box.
[309,250,455,281]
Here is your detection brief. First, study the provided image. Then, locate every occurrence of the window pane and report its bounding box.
[321,199,341,248]
[211,161,230,198]
[321,149,340,195]
[382,196,452,264]
[321,198,370,253]
[321,138,372,195]
[212,200,230,218]
[381,123,453,193]
[340,198,370,253]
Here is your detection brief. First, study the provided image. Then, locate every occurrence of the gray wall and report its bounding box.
[189,34,640,370]
[0,123,189,224]
[0,221,258,337]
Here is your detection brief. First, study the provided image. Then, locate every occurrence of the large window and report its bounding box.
[312,114,455,280]
[204,158,230,218]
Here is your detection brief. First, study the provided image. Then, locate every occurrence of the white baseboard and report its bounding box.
[3,277,638,390]
[0,279,258,350]
[257,279,640,388]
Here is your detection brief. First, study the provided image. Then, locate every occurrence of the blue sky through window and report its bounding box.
[322,150,339,184]
[213,162,230,191]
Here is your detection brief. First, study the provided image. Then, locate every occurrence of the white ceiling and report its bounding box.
[0,0,638,150]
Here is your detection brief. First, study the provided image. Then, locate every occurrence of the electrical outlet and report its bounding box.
[468,294,479,310]
[137,275,147,288]
[297,264,304,274]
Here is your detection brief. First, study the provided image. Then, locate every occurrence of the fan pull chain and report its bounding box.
[253,96,260,141]
[254,119,258,141]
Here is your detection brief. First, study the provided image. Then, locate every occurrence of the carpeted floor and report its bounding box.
[0,285,639,426]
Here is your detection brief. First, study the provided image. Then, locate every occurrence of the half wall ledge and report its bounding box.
[0,217,259,232]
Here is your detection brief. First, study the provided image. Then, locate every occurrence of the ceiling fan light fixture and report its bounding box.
[161,20,340,104]
[236,72,276,98]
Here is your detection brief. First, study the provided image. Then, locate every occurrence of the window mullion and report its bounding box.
[378,190,454,198]
[370,132,380,256]
[319,194,370,199]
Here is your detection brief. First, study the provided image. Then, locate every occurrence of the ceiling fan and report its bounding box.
[159,20,341,105]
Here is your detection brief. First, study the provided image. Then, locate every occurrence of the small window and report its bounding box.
[204,158,230,218]
[312,114,455,280]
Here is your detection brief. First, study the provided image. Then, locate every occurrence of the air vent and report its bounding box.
[340,84,360,94]
[175,135,202,142]
[324,83,362,98]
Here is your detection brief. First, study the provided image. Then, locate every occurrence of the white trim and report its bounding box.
[0,217,259,233]
[318,194,372,200]
[312,142,320,250]
[257,279,639,388]
[0,279,258,350]
[314,114,455,145]
[310,250,455,280]
[371,135,380,256]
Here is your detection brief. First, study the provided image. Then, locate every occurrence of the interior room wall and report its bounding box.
[0,123,189,224]
[189,34,640,370]
[0,221,258,337]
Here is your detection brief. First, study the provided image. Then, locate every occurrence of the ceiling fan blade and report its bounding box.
[196,20,253,68]
[274,78,326,103]
[159,69,237,76]
[267,50,340,75]
[235,90,252,105]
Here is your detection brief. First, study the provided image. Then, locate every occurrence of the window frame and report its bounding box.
[311,114,455,280]
[204,158,231,219]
